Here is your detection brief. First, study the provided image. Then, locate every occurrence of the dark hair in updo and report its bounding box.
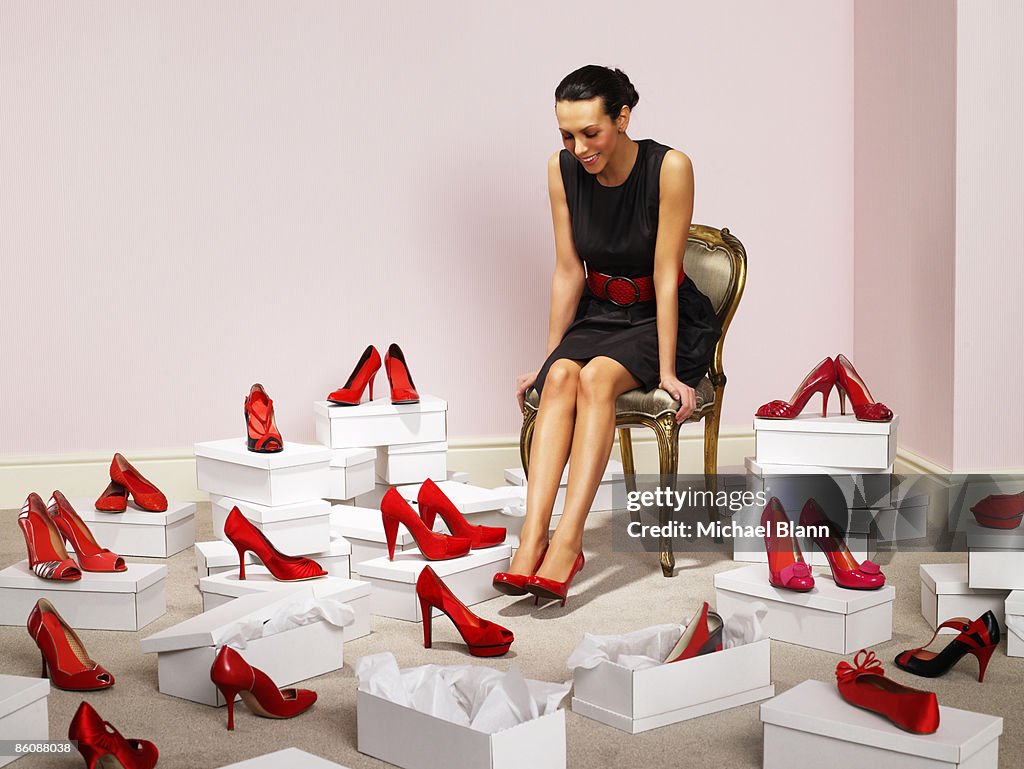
[555,65,640,121]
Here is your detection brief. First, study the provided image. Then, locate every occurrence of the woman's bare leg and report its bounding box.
[535,356,640,581]
[507,359,584,575]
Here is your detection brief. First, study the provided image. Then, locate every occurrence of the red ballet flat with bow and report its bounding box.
[755,357,837,419]
[800,498,884,589]
[417,566,514,657]
[761,497,814,591]
[69,701,158,769]
[836,650,940,734]
[418,478,506,549]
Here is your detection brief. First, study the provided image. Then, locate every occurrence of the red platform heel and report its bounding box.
[417,566,514,657]
[95,481,128,512]
[492,547,548,597]
[223,506,327,581]
[799,498,884,590]
[28,598,114,691]
[761,497,814,591]
[524,551,585,607]
[380,487,471,561]
[384,343,420,404]
[69,701,158,769]
[418,478,506,549]
[244,384,284,453]
[895,611,1000,682]
[755,357,836,419]
[328,344,382,405]
[18,493,81,581]
[836,650,940,734]
[210,645,317,730]
[109,453,168,511]
[835,354,893,422]
[47,492,126,572]
[665,602,724,663]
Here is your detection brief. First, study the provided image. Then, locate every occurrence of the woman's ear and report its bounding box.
[617,106,631,133]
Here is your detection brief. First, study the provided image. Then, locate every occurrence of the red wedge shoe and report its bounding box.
[525,551,585,607]
[492,547,548,596]
[762,497,814,591]
[47,492,126,572]
[69,701,158,769]
[94,481,128,512]
[210,645,317,730]
[328,344,382,405]
[384,343,420,404]
[417,566,514,657]
[244,383,284,453]
[18,494,81,581]
[109,453,168,512]
[836,650,940,734]
[223,506,327,581]
[418,478,506,549]
[835,354,893,422]
[800,498,884,590]
[381,487,471,561]
[665,602,724,662]
[755,357,836,419]
[28,599,114,691]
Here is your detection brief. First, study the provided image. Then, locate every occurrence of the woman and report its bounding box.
[493,65,722,603]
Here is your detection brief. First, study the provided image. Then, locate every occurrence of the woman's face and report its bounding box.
[556,98,625,174]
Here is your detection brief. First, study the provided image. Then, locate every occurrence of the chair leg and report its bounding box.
[704,387,726,526]
[618,428,639,524]
[655,413,680,577]
[520,409,537,480]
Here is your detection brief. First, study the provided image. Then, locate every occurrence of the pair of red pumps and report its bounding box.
[492,548,587,607]
[328,343,420,405]
[756,354,893,422]
[19,492,126,580]
[95,453,167,512]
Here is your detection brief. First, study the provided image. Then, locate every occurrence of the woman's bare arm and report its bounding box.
[546,151,586,354]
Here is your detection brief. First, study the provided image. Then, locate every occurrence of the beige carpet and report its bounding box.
[1,503,1018,769]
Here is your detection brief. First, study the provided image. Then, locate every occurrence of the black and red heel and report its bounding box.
[245,383,283,453]
[894,610,1000,682]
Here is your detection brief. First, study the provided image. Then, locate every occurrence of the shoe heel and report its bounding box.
[420,597,433,647]
[234,546,247,580]
[838,386,847,416]
[217,686,241,730]
[40,651,47,678]
[821,387,831,417]
[369,374,375,401]
[382,514,399,561]
[972,644,996,682]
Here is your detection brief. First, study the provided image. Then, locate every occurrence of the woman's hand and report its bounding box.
[516,370,540,413]
[659,374,696,423]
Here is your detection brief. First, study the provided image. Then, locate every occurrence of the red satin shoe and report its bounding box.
[836,650,940,734]
[18,493,81,581]
[492,546,548,596]
[971,491,1024,529]
[384,343,420,404]
[69,701,158,769]
[895,611,1000,682]
[244,384,284,453]
[417,566,514,657]
[799,498,884,590]
[525,550,585,607]
[835,354,893,422]
[418,478,506,549]
[755,357,836,419]
[109,453,168,512]
[95,481,128,512]
[380,487,471,561]
[28,599,114,691]
[762,497,814,591]
[328,344,382,405]
[47,492,126,572]
[665,602,724,662]
[223,506,327,581]
[211,645,317,730]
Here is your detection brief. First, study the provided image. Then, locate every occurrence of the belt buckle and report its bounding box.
[605,276,640,307]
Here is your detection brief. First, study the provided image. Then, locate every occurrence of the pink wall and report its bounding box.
[0,2,855,455]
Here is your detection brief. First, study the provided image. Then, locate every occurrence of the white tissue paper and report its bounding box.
[213,595,355,649]
[355,652,570,733]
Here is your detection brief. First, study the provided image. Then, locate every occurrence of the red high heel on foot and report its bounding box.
[417,566,514,657]
[223,507,327,581]
[971,490,1024,529]
[836,650,940,734]
[762,497,814,591]
[18,493,81,581]
[755,357,836,419]
[418,478,506,549]
[69,701,158,769]
[799,498,884,590]
[525,551,585,607]
[835,354,893,422]
[109,453,168,511]
[664,602,724,662]
[95,481,128,512]
[895,611,1000,682]
[492,546,548,596]
[47,492,126,572]
[210,645,317,730]
[328,344,382,405]
[28,599,114,691]
[384,343,420,404]
[380,487,471,561]
[244,384,284,453]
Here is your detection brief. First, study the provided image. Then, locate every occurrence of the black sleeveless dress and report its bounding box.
[534,139,722,394]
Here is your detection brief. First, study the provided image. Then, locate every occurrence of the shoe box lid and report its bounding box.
[356,544,513,584]
[216,748,351,769]
[714,563,896,614]
[313,394,448,420]
[194,438,330,470]
[329,447,377,468]
[920,563,1007,596]
[753,414,899,436]
[210,494,330,525]
[377,441,448,457]
[0,674,49,719]
[394,480,523,515]
[1006,590,1024,615]
[329,505,418,545]
[199,568,370,603]
[66,499,196,526]
[966,519,1024,550]
[0,561,166,594]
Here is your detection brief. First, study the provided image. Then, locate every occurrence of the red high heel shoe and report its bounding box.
[328,344,382,405]
[244,384,284,453]
[109,453,168,512]
[95,481,128,512]
[418,478,506,549]
[383,343,420,404]
[210,645,317,730]
[492,546,548,596]
[69,701,158,769]
[971,490,1024,529]
[836,650,940,734]
[799,498,884,590]
[28,599,114,691]
[18,494,81,581]
[755,357,836,419]
[524,551,585,606]
[665,602,724,663]
[47,492,126,572]
[762,497,814,591]
[417,566,514,657]
[380,487,472,561]
[835,354,893,422]
[223,506,327,581]
[895,611,1000,682]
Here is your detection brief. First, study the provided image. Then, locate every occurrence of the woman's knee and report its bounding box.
[544,360,581,396]
[577,362,619,402]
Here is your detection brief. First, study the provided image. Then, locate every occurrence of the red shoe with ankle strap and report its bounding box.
[69,701,158,769]
[244,384,284,453]
[799,498,884,590]
[525,551,585,607]
[492,546,548,596]
[380,487,471,561]
[836,650,940,734]
[665,602,724,662]
[328,344,382,405]
[835,354,893,422]
[755,357,836,419]
[762,497,814,591]
[210,645,317,730]
[971,490,1024,529]
[109,453,168,511]
[417,566,514,657]
[47,492,126,572]
[895,611,1000,682]
[28,599,114,691]
[94,481,128,512]
[384,343,420,404]
[18,493,81,581]
[223,506,327,581]
[418,478,506,549]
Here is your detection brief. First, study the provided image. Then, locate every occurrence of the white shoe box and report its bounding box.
[314,395,448,450]
[753,414,898,470]
[871,492,931,542]
[0,561,166,631]
[64,499,195,558]
[377,441,448,485]
[744,456,894,510]
[357,688,565,769]
[210,494,331,556]
[714,563,895,654]
[195,438,330,506]
[218,749,351,769]
[571,638,774,734]
[920,563,1007,635]
[195,536,351,580]
[328,447,376,501]
[1006,591,1024,657]
[0,676,49,768]
[760,679,1002,769]
[967,520,1024,590]
[141,588,355,707]
[396,480,522,516]
[356,545,512,622]
[331,505,424,573]
[504,460,625,514]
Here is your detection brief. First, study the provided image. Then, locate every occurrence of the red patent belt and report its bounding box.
[586,268,685,307]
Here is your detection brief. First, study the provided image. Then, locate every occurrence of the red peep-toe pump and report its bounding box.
[799,498,884,589]
[223,506,327,581]
[210,645,317,730]
[47,492,126,572]
[836,650,940,734]
[109,453,168,511]
[69,701,158,769]
[244,384,284,453]
[835,354,893,422]
[328,344,382,405]
[492,546,548,596]
[418,478,506,549]
[380,487,471,561]
[525,551,585,607]
[18,493,81,581]
[755,357,836,419]
[417,566,514,657]
[28,599,114,691]
[761,497,814,591]
[384,343,420,404]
